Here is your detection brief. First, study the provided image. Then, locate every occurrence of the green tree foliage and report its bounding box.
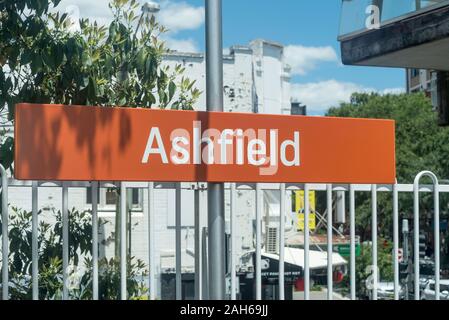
[326,93,449,242]
[0,0,201,173]
[339,239,394,298]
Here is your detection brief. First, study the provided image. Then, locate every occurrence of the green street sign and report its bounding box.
[338,244,361,257]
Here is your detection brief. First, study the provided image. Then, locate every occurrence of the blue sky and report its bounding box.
[61,0,405,115]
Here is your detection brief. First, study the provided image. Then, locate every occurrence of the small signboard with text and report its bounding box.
[295,190,316,231]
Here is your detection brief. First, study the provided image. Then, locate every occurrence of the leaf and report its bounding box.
[105,54,114,72]
[7,45,20,69]
[7,98,16,121]
[53,43,65,67]
[30,53,43,74]
[82,51,93,67]
[136,49,146,71]
[145,55,155,80]
[0,137,14,170]
[87,76,98,99]
[168,81,176,102]
[145,92,155,106]
[78,75,89,90]
[65,38,78,60]
[187,79,196,91]
[42,49,54,68]
[108,21,116,42]
[21,50,32,65]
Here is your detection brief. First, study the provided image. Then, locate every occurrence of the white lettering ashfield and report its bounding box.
[141,121,300,171]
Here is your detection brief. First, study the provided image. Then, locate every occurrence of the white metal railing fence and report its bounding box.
[0,165,444,300]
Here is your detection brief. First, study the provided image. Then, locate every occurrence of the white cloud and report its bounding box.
[57,0,112,26]
[164,37,199,52]
[284,45,338,76]
[59,0,205,32]
[158,1,204,33]
[57,0,204,52]
[291,80,405,115]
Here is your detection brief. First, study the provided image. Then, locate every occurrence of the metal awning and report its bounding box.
[339,4,449,70]
[262,248,347,271]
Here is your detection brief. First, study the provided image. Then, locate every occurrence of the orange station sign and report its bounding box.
[14,103,396,183]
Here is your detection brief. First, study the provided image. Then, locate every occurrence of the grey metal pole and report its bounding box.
[205,0,225,300]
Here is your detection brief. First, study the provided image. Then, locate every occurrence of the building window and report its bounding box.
[86,187,142,211]
[106,188,117,205]
[291,102,307,116]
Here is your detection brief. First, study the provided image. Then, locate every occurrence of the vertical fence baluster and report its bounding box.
[32,181,38,300]
[201,227,209,299]
[413,171,440,300]
[1,165,8,300]
[393,182,400,300]
[434,181,440,301]
[414,180,420,300]
[91,182,99,300]
[372,184,378,300]
[304,184,310,300]
[255,183,262,300]
[230,183,236,300]
[194,185,202,300]
[327,184,333,300]
[62,182,69,300]
[175,183,182,300]
[148,182,156,300]
[120,182,127,300]
[279,183,286,300]
[350,184,356,300]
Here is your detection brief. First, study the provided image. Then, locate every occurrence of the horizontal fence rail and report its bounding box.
[0,166,445,300]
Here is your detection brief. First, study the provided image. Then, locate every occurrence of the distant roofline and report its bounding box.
[163,39,283,59]
[229,45,252,54]
[164,50,235,61]
[251,38,284,49]
[164,51,204,59]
